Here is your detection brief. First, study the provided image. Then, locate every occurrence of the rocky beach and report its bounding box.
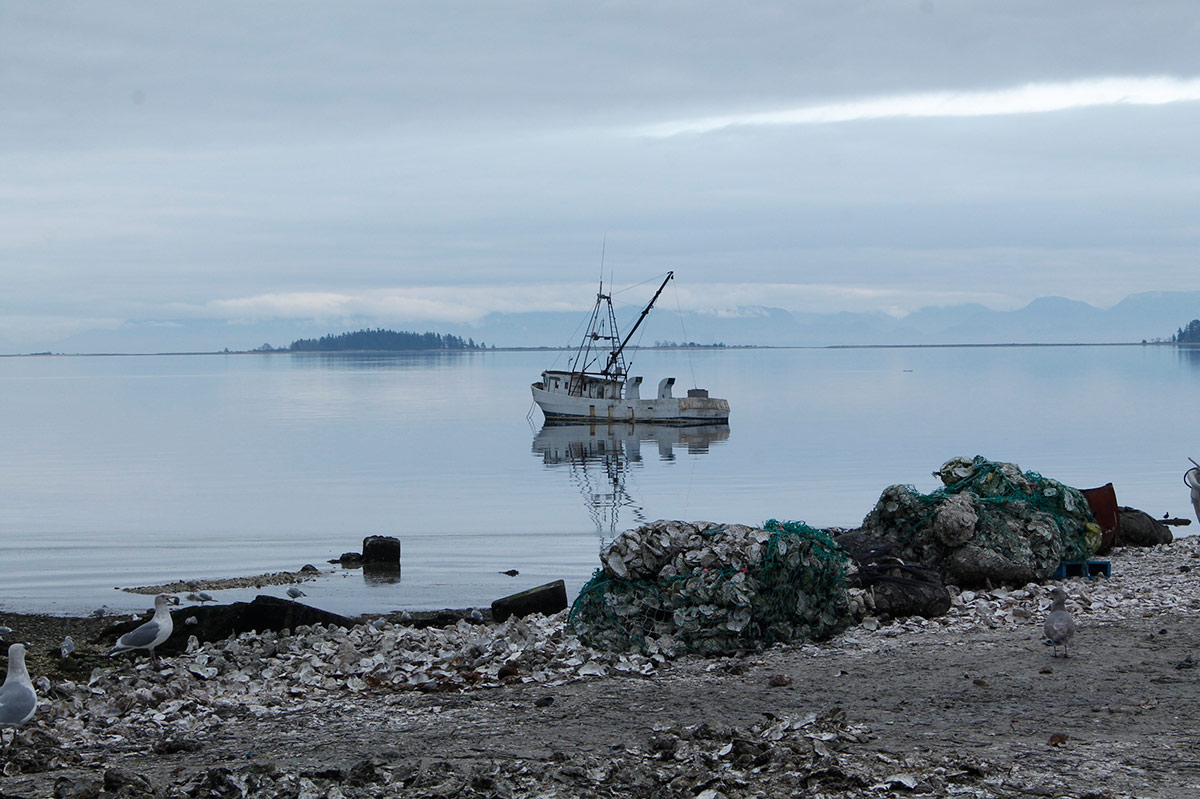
[2,535,1198,798]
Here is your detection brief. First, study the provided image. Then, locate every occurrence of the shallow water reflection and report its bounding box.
[533,423,730,539]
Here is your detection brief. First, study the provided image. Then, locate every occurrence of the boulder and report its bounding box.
[362,535,402,565]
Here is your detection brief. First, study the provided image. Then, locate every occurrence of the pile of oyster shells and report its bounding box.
[600,520,772,581]
[33,611,658,751]
[577,519,851,656]
[33,708,959,799]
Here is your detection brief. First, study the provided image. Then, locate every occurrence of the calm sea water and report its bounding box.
[2,345,1198,616]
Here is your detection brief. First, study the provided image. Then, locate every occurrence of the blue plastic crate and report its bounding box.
[1051,560,1111,579]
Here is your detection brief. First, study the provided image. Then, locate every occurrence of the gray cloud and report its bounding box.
[3,1,1200,350]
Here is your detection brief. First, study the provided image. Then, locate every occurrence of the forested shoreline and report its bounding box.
[1173,319,1200,344]
[288,328,487,352]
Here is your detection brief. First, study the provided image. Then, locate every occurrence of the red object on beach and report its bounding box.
[1081,483,1120,555]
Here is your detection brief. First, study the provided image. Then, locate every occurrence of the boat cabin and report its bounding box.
[538,370,624,400]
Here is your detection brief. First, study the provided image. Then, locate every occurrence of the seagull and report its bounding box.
[197,592,215,603]
[90,607,108,618]
[287,586,307,599]
[0,626,12,641]
[185,593,203,603]
[108,594,179,661]
[60,635,75,658]
[1,644,37,751]
[1044,587,1076,658]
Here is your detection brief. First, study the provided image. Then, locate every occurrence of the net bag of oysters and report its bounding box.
[857,455,1101,587]
[569,519,852,656]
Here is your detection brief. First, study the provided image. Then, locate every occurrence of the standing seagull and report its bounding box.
[1044,587,1076,658]
[286,586,307,599]
[1,643,37,751]
[108,594,179,661]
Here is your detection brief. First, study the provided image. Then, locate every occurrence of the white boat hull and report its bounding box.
[532,382,730,425]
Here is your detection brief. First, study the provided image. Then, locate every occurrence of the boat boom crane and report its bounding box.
[603,271,674,377]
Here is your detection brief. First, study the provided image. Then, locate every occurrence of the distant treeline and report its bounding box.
[289,328,488,352]
[1173,320,1200,344]
[653,340,727,349]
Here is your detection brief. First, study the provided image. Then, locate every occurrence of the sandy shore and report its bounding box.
[3,538,1200,798]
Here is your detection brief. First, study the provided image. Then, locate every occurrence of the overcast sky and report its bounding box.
[4,1,1200,350]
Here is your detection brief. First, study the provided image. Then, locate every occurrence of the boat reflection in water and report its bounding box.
[532,422,730,540]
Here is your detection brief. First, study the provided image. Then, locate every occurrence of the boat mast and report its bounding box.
[602,271,673,377]
[567,281,620,394]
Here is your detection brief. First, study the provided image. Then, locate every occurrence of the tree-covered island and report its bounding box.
[288,328,488,352]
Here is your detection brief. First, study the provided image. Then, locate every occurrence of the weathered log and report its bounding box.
[99,595,355,655]
[491,580,568,622]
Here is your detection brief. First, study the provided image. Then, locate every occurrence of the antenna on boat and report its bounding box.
[599,235,607,293]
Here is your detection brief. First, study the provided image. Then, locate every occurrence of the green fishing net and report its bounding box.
[859,456,1101,587]
[569,520,852,656]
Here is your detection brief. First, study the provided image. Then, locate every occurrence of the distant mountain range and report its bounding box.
[34,290,1200,354]
[465,290,1200,349]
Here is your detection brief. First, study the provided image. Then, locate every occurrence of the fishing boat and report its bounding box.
[531,271,730,425]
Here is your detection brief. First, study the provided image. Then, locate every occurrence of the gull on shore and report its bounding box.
[1044,587,1076,658]
[1,643,37,751]
[108,594,179,661]
[60,635,75,658]
[287,586,307,599]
